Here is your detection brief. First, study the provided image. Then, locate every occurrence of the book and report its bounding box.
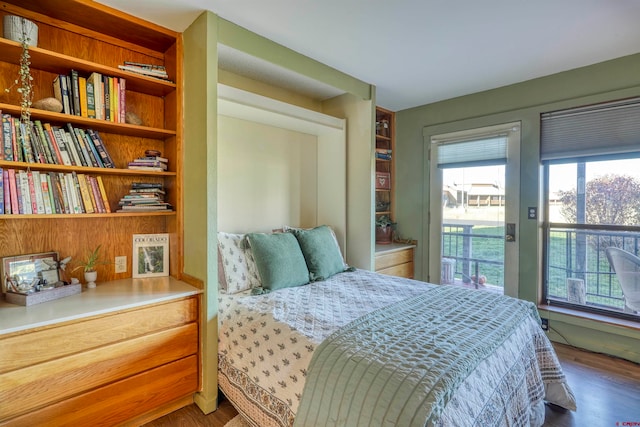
[50,126,72,166]
[88,72,104,120]
[8,169,18,214]
[39,172,53,214]
[43,123,65,164]
[18,170,32,214]
[103,75,110,122]
[70,69,81,116]
[60,128,82,166]
[124,61,166,71]
[2,168,9,214]
[119,78,126,123]
[55,173,70,214]
[88,176,105,213]
[87,130,115,168]
[27,124,46,163]
[10,117,18,162]
[126,165,166,172]
[118,64,169,78]
[65,172,82,214]
[53,74,72,115]
[33,120,55,164]
[79,76,88,117]
[31,171,46,214]
[132,233,169,278]
[0,167,3,214]
[86,80,96,118]
[16,121,33,163]
[76,128,102,167]
[76,173,94,213]
[109,77,116,122]
[48,172,62,214]
[96,176,111,213]
[66,124,89,167]
[2,114,13,161]
[12,119,23,162]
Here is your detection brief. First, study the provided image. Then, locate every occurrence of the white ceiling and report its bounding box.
[97,0,640,112]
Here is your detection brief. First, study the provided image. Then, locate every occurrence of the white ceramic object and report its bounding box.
[3,15,38,47]
[84,270,98,288]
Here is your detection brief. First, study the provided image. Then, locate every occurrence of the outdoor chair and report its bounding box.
[605,247,640,313]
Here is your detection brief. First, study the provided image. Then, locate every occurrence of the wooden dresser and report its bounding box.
[375,243,416,279]
[0,278,201,426]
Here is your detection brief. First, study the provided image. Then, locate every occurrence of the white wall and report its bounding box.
[217,115,318,233]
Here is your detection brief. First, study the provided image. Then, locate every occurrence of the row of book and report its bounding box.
[53,70,126,123]
[117,61,171,82]
[0,168,110,215]
[1,113,115,168]
[117,182,171,212]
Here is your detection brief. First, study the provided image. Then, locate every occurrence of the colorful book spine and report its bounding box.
[87,80,96,119]
[79,76,88,118]
[40,172,53,214]
[18,170,31,214]
[48,172,63,214]
[2,114,13,161]
[8,169,18,214]
[2,168,9,214]
[65,124,89,167]
[70,69,81,116]
[79,128,103,167]
[119,78,126,123]
[96,176,111,213]
[88,175,104,213]
[31,171,45,214]
[0,167,3,214]
[76,173,94,213]
[34,120,55,164]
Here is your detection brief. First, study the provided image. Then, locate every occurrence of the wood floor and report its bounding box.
[144,343,640,426]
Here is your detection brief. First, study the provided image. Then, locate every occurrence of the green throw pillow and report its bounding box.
[292,225,346,281]
[247,232,310,291]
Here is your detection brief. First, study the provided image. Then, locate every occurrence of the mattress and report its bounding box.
[218,269,575,427]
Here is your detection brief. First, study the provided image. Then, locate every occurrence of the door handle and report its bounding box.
[506,223,516,242]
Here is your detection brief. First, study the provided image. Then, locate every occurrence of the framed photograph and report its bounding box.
[2,252,60,294]
[132,234,169,278]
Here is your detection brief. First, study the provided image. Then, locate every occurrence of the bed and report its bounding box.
[217,227,576,427]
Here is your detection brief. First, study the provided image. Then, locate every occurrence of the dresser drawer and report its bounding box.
[377,261,414,279]
[3,356,199,427]
[0,297,197,374]
[375,248,413,270]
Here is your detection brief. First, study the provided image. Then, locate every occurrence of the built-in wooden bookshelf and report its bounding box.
[0,0,182,280]
[0,1,195,425]
[375,107,395,220]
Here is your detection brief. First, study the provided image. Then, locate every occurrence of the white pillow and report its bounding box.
[217,232,262,294]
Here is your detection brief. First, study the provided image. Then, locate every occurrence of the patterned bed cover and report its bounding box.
[218,269,575,427]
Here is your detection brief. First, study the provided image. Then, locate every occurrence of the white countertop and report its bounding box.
[375,242,417,254]
[0,276,201,335]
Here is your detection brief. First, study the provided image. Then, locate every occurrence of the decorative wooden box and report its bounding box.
[5,283,82,306]
[376,172,391,190]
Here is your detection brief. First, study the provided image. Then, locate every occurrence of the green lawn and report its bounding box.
[443,225,626,310]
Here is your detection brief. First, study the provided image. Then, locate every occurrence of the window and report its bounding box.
[542,98,640,320]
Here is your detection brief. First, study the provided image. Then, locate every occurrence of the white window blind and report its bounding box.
[541,97,640,161]
[435,136,507,168]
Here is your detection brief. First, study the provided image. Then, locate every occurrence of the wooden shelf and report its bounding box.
[0,103,176,139]
[0,160,177,176]
[0,39,176,97]
[0,211,175,219]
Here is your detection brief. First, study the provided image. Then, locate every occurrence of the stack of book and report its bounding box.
[117,62,171,82]
[1,113,115,168]
[127,154,168,172]
[117,182,171,212]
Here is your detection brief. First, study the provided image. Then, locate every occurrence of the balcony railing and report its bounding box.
[442,223,640,314]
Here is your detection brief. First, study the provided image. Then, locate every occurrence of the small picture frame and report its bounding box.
[2,252,60,294]
[132,234,169,278]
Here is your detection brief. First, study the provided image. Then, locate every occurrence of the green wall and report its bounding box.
[395,53,640,362]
